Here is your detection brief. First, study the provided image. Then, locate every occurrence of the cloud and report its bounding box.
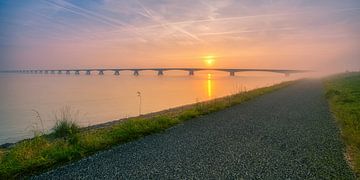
[0,0,360,70]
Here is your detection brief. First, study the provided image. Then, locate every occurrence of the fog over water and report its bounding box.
[0,71,306,144]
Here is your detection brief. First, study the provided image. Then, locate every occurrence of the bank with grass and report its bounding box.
[325,72,360,176]
[0,81,296,178]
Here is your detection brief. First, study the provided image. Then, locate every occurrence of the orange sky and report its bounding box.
[1,0,360,72]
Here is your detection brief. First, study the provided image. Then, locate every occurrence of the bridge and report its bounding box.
[0,68,312,76]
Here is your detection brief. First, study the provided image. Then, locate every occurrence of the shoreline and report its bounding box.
[0,80,298,178]
[84,101,208,130]
[0,92,238,148]
[0,79,300,148]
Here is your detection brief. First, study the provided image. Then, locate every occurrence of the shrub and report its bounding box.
[53,120,79,138]
[52,106,80,139]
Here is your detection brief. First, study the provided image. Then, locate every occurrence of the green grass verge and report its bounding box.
[0,149,4,161]
[325,72,360,175]
[0,80,296,178]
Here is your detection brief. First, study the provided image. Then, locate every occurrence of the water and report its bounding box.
[0,71,305,144]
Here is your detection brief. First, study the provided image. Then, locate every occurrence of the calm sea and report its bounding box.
[0,71,305,144]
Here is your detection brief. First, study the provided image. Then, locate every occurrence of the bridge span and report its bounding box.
[0,68,312,76]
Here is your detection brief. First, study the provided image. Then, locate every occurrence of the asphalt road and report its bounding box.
[34,80,354,179]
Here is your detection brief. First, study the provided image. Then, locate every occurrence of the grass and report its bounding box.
[0,149,4,160]
[325,72,360,175]
[0,80,296,178]
[52,106,80,139]
[52,120,80,144]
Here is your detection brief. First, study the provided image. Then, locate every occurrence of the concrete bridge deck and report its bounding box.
[0,68,312,76]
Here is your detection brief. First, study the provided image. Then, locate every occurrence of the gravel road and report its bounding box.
[34,80,354,179]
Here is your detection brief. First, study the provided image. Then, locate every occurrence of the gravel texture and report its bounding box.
[33,80,354,179]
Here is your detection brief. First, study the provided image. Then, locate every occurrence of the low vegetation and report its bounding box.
[325,72,360,175]
[0,149,4,160]
[53,120,79,137]
[52,106,80,139]
[0,81,296,178]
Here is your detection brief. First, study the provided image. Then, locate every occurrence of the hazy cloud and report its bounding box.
[0,0,359,71]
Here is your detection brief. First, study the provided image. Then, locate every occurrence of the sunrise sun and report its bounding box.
[204,55,215,66]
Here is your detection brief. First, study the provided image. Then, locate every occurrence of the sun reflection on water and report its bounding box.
[207,73,212,98]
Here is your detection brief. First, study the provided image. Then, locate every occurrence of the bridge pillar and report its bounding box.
[34,70,38,74]
[189,70,194,76]
[51,70,55,74]
[75,70,80,75]
[133,70,139,76]
[58,70,62,74]
[114,70,120,76]
[86,70,91,75]
[39,70,43,74]
[230,71,235,76]
[157,70,164,76]
[44,70,48,74]
[98,70,104,75]
[66,70,71,75]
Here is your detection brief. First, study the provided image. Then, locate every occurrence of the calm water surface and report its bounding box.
[0,71,305,144]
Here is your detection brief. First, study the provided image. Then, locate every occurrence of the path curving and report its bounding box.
[34,80,354,179]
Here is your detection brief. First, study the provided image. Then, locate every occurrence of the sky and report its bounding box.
[0,0,360,72]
